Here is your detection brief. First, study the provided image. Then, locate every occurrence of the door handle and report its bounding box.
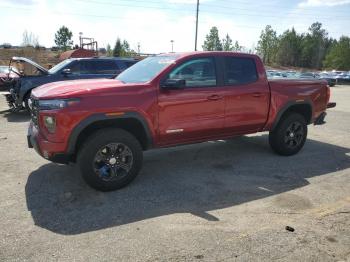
[207,94,222,101]
[252,92,263,98]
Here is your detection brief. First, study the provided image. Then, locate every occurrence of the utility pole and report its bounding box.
[194,0,199,51]
[137,42,140,55]
[79,32,83,48]
[170,40,174,52]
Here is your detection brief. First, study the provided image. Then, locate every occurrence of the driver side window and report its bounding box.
[167,58,217,88]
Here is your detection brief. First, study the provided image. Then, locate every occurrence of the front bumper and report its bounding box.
[27,121,71,164]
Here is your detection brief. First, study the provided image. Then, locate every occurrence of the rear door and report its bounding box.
[223,56,270,133]
[158,56,226,145]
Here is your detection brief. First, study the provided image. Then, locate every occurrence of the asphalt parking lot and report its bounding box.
[0,86,349,261]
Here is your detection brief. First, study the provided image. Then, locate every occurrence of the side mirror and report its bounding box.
[62,68,72,76]
[161,79,186,89]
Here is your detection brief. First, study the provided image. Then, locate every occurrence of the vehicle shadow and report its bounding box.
[25,135,350,235]
[0,110,30,122]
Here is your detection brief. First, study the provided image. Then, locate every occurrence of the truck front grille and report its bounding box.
[30,98,39,128]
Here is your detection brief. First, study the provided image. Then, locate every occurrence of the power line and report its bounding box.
[205,0,350,13]
[75,0,350,20]
[202,3,350,18]
[0,5,348,35]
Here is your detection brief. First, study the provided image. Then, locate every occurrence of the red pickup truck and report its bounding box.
[28,52,336,191]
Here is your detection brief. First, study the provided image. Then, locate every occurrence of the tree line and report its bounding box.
[256,22,349,70]
[20,24,349,70]
[202,26,243,52]
[203,22,350,70]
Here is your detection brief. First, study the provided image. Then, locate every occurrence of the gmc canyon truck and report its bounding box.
[28,52,336,191]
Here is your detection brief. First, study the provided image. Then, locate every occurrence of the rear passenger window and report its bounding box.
[76,61,97,74]
[125,61,136,68]
[224,57,258,85]
[94,61,119,74]
[116,61,128,70]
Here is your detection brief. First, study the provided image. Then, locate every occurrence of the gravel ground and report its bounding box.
[0,86,349,262]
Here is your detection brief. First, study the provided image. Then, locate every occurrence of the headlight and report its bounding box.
[43,116,56,133]
[38,99,80,110]
[27,98,33,110]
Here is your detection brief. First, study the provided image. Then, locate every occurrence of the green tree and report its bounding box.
[54,26,73,51]
[222,34,233,51]
[121,40,130,56]
[113,38,122,57]
[202,26,223,51]
[323,36,350,70]
[256,25,278,64]
[233,41,242,52]
[113,38,135,57]
[276,28,302,66]
[106,44,113,57]
[300,22,328,69]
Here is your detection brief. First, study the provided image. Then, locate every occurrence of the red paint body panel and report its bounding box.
[263,78,328,130]
[29,51,331,160]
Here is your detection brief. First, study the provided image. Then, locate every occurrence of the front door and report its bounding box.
[158,57,226,146]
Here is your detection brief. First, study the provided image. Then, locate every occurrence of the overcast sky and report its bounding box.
[1,0,349,53]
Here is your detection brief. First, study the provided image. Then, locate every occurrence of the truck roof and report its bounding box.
[157,51,259,59]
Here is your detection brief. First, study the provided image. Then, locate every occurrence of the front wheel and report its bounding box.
[269,113,307,156]
[77,128,143,191]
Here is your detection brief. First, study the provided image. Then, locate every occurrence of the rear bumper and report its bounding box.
[314,102,336,125]
[314,112,327,125]
[327,102,336,109]
[27,121,71,164]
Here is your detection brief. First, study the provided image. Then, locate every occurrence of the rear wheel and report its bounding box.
[269,113,307,156]
[77,128,143,191]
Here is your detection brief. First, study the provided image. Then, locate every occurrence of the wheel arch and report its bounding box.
[271,101,313,130]
[67,112,153,158]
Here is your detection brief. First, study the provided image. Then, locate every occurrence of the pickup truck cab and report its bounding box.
[28,52,336,191]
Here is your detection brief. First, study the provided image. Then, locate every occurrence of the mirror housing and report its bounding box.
[161,79,186,89]
[62,68,72,76]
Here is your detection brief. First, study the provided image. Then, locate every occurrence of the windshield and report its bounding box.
[116,55,178,83]
[48,59,72,74]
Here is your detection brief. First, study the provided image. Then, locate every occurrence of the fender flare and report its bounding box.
[271,100,313,130]
[66,112,153,154]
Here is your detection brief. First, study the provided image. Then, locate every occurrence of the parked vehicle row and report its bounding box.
[267,69,350,87]
[27,51,336,191]
[2,56,138,111]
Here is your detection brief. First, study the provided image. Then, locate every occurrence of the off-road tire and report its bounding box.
[77,128,143,191]
[269,113,307,156]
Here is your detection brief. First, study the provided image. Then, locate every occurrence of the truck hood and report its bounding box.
[31,79,127,99]
[11,56,48,74]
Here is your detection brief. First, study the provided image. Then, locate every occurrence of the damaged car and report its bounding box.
[0,65,20,91]
[5,56,138,111]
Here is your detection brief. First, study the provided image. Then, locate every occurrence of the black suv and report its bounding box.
[5,57,138,110]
